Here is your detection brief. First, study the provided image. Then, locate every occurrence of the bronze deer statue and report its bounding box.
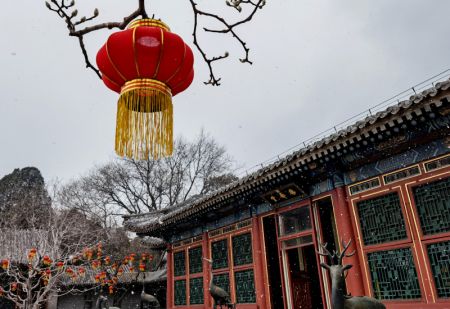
[318,240,386,309]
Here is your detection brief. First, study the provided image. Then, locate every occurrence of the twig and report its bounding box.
[189,0,266,85]
[46,0,148,79]
[46,0,266,85]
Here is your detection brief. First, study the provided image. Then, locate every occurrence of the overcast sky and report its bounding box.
[1,0,449,182]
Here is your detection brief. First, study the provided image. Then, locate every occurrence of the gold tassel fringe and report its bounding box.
[115,79,173,160]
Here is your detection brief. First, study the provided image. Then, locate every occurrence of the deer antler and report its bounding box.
[317,243,335,260]
[336,239,356,265]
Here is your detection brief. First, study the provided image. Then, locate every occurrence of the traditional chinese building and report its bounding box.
[124,80,450,309]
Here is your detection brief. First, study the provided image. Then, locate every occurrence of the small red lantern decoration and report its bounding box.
[78,267,86,277]
[96,19,194,160]
[129,253,136,262]
[117,267,124,277]
[1,259,9,270]
[99,271,107,280]
[28,248,37,261]
[56,261,64,270]
[91,259,100,270]
[43,255,52,266]
[83,248,93,260]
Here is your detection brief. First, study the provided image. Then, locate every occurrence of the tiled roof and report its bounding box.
[141,236,167,249]
[60,265,167,286]
[124,78,450,234]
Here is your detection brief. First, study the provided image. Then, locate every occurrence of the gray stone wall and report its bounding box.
[57,294,87,309]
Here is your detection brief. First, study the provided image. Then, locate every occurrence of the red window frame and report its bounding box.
[349,177,427,304]
[348,157,450,306]
[172,239,204,308]
[208,225,256,305]
[404,159,450,304]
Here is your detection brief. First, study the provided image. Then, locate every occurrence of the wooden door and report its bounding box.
[287,246,313,309]
[291,271,312,309]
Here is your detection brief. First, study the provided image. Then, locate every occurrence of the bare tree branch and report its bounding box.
[59,131,235,220]
[45,0,267,85]
[45,0,148,79]
[188,0,266,85]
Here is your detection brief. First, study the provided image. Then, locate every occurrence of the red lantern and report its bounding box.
[117,267,123,276]
[43,255,52,266]
[1,259,9,270]
[28,248,37,261]
[78,267,86,277]
[96,19,195,159]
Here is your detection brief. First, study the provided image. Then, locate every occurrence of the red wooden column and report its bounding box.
[252,217,267,309]
[166,245,174,309]
[202,232,212,308]
[332,187,365,296]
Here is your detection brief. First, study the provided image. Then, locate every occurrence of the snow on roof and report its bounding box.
[123,78,450,234]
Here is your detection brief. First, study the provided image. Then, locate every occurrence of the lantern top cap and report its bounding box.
[127,19,171,32]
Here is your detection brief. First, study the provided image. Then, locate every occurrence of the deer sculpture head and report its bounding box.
[319,240,386,309]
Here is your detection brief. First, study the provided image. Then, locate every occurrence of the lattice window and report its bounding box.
[174,251,186,277]
[413,177,450,235]
[212,239,229,269]
[367,248,421,300]
[213,273,231,296]
[427,241,450,298]
[174,280,187,306]
[189,247,203,274]
[357,192,407,245]
[234,269,256,303]
[189,277,204,305]
[232,233,253,266]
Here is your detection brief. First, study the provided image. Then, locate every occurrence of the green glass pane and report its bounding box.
[189,277,204,304]
[234,269,256,303]
[174,251,186,277]
[232,233,253,266]
[357,192,407,245]
[213,273,231,296]
[189,246,203,274]
[367,248,421,300]
[212,239,228,269]
[427,240,450,298]
[174,279,186,306]
[413,177,450,235]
